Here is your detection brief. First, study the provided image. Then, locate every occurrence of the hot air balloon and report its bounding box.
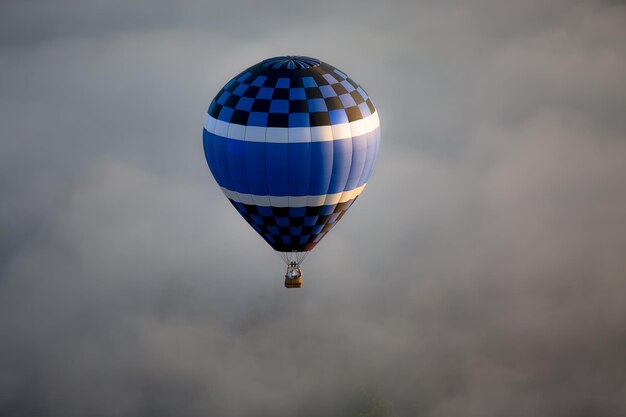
[202,56,380,287]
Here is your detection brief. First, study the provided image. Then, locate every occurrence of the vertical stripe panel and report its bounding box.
[203,130,221,185]
[360,127,381,186]
[227,135,249,194]
[327,137,352,194]
[213,135,233,190]
[244,141,267,196]
[266,143,289,198]
[288,140,312,197]
[345,133,367,191]
[308,140,334,196]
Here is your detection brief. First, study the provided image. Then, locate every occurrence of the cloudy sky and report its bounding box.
[1,0,625,416]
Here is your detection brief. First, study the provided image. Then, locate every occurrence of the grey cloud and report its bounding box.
[1,0,626,416]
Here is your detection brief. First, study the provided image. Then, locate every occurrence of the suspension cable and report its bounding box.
[277,250,311,266]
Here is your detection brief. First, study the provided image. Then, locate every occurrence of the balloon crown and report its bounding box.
[261,56,321,69]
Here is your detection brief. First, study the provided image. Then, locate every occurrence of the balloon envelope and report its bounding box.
[203,56,380,253]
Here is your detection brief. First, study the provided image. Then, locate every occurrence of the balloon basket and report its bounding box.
[284,261,303,288]
[284,276,303,288]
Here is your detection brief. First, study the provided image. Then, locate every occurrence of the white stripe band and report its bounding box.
[204,111,379,143]
[221,184,367,207]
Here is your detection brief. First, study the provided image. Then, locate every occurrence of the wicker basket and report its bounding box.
[284,276,303,288]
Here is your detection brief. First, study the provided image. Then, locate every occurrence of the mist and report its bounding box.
[1,0,626,416]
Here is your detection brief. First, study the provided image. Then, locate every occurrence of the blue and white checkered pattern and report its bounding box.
[203,56,380,253]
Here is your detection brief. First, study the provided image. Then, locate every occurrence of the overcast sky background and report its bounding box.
[1,0,626,416]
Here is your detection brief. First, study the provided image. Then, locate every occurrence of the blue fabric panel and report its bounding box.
[276,77,290,88]
[373,129,381,181]
[217,91,230,105]
[319,85,336,98]
[328,137,352,194]
[266,143,289,195]
[308,140,333,195]
[302,77,316,88]
[235,97,254,111]
[276,217,289,227]
[224,79,237,91]
[312,225,324,235]
[289,88,306,100]
[320,205,336,216]
[218,107,233,122]
[288,140,311,196]
[329,109,348,125]
[247,112,268,127]
[290,227,302,235]
[345,133,367,191]
[340,80,355,92]
[203,129,222,185]
[212,134,233,190]
[322,73,338,84]
[333,69,348,79]
[356,86,368,100]
[356,129,372,187]
[270,100,289,113]
[359,127,380,186]
[233,84,248,96]
[237,72,251,82]
[208,101,217,114]
[251,75,267,87]
[358,102,371,117]
[289,207,306,217]
[372,127,381,173]
[257,87,274,99]
[289,113,310,127]
[244,140,267,195]
[307,98,327,112]
[339,94,357,108]
[258,206,273,216]
[359,128,376,186]
[227,138,249,194]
